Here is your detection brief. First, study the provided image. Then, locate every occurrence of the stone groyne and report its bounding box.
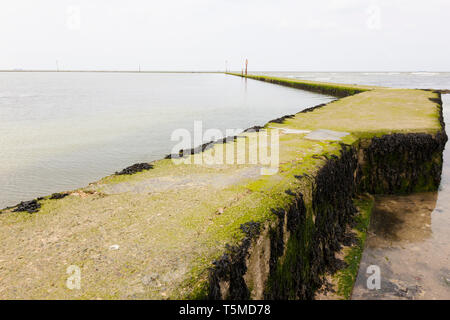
[0,74,445,299]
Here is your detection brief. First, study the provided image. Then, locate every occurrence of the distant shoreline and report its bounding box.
[2,70,449,74]
[0,70,223,74]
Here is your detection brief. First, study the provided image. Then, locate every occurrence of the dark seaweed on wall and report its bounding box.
[424,89,450,95]
[310,145,358,272]
[208,221,261,299]
[357,133,447,194]
[12,199,41,213]
[241,75,365,98]
[358,93,447,194]
[164,136,238,159]
[205,103,447,300]
[243,125,264,133]
[264,194,310,299]
[206,146,360,300]
[265,102,335,125]
[164,100,337,161]
[266,145,358,299]
[431,93,447,135]
[115,163,154,175]
[268,114,295,124]
[298,103,330,114]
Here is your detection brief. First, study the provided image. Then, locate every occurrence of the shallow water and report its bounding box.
[352,94,450,300]
[0,72,333,208]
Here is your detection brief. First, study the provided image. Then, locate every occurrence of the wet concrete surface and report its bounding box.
[352,192,450,299]
[352,94,450,300]
[100,166,262,195]
[304,129,350,141]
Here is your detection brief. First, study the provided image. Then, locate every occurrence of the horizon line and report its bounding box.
[1,69,449,74]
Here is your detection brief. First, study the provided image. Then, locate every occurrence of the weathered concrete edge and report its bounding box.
[189,77,447,300]
[226,72,376,98]
[198,132,446,299]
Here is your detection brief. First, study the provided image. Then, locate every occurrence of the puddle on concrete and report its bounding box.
[268,127,311,135]
[100,166,262,194]
[304,129,349,141]
[352,94,450,300]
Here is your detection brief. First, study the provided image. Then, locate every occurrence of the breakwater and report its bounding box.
[0,74,445,299]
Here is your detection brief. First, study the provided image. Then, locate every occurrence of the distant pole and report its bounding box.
[245,59,248,76]
[56,60,59,72]
[225,60,228,73]
[139,64,141,72]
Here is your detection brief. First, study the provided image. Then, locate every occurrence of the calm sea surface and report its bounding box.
[2,72,450,210]
[0,72,332,208]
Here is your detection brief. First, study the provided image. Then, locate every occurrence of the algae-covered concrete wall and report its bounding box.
[202,76,447,300]
[206,131,446,299]
[226,73,376,98]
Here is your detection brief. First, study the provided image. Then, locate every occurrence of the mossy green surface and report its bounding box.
[226,73,377,97]
[335,197,374,300]
[0,74,444,299]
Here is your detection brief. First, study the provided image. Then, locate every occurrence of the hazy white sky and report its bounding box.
[2,0,449,71]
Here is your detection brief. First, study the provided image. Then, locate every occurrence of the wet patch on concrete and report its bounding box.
[367,194,436,246]
[102,166,262,195]
[352,192,450,300]
[269,127,311,135]
[49,192,69,200]
[305,129,349,141]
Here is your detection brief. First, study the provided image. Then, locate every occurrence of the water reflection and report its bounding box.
[0,72,332,208]
[367,193,436,247]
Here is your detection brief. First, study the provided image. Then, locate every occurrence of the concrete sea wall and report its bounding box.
[202,76,447,300]
[1,74,445,300]
[205,131,446,299]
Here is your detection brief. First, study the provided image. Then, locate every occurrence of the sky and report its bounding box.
[1,0,450,71]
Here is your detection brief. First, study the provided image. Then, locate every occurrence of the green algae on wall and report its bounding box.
[201,75,447,300]
[335,197,374,300]
[202,130,445,300]
[226,73,375,98]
